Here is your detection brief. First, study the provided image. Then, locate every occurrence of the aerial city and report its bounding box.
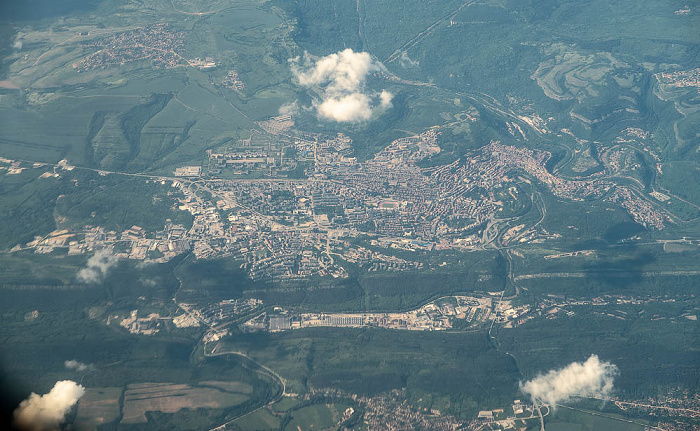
[0,0,698,430]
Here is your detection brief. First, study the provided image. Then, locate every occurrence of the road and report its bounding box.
[384,1,476,63]
[533,398,547,431]
[558,404,663,430]
[204,344,287,431]
[515,270,700,281]
[612,400,700,416]
[581,396,700,416]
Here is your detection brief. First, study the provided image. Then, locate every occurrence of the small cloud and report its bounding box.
[135,260,154,269]
[278,101,299,117]
[13,380,86,431]
[379,90,393,109]
[290,49,393,123]
[13,38,23,51]
[64,360,91,372]
[139,277,157,287]
[520,354,618,407]
[76,249,117,283]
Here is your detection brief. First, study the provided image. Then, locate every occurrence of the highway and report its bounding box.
[203,343,287,431]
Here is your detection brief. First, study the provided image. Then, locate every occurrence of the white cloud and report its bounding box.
[278,101,299,117]
[520,355,618,407]
[64,360,91,372]
[317,93,373,123]
[76,249,117,283]
[13,380,86,431]
[135,260,154,269]
[139,277,157,287]
[379,90,393,109]
[294,49,373,92]
[13,38,23,51]
[290,49,393,123]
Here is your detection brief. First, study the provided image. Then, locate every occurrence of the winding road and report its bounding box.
[203,343,287,431]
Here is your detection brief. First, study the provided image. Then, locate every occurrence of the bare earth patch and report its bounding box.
[74,387,122,429]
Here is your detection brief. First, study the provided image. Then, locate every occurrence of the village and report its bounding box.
[74,23,186,71]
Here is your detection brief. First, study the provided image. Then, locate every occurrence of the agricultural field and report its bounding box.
[231,408,280,431]
[284,403,349,431]
[73,387,122,430]
[121,382,250,424]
